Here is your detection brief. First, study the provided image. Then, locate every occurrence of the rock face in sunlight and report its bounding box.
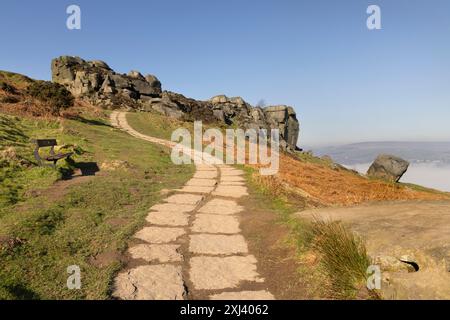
[51,56,300,151]
[367,154,410,182]
[51,56,162,107]
[264,105,300,149]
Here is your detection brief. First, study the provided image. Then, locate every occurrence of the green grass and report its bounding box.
[0,111,194,299]
[0,115,65,206]
[309,220,372,299]
[126,111,193,140]
[127,111,227,141]
[243,165,375,299]
[400,181,449,196]
[0,70,33,88]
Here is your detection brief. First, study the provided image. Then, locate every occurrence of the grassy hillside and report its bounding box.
[0,110,194,299]
[128,111,448,207]
[126,110,225,140]
[0,70,74,117]
[2,68,446,301]
[276,152,448,206]
[127,112,189,140]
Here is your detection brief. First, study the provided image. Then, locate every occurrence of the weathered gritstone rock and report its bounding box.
[193,171,218,179]
[192,214,241,234]
[186,179,217,187]
[198,199,244,215]
[135,227,185,244]
[213,186,249,198]
[209,291,275,300]
[221,170,245,177]
[299,201,450,299]
[111,111,275,300]
[146,211,190,227]
[177,186,215,194]
[129,244,183,263]
[264,105,300,150]
[150,203,196,213]
[221,176,245,182]
[113,265,186,300]
[195,165,217,171]
[367,154,410,183]
[165,194,204,205]
[58,56,301,151]
[190,234,248,255]
[189,256,262,290]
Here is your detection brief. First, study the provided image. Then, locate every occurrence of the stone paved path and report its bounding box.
[110,111,274,300]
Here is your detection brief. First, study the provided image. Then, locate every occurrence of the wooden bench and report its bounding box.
[32,139,73,167]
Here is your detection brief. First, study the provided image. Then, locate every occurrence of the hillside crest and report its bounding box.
[51,56,300,151]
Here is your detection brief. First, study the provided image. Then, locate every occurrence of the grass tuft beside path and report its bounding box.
[244,166,377,299]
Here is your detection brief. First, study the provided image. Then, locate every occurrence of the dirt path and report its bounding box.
[109,111,274,300]
[298,201,450,299]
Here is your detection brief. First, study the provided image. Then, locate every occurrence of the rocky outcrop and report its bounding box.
[264,105,300,149]
[51,56,161,108]
[207,96,300,149]
[51,56,300,150]
[367,154,409,182]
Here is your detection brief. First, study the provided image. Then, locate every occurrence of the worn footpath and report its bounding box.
[109,111,275,300]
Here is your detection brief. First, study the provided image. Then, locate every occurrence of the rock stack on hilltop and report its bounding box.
[51,56,300,151]
[51,56,162,108]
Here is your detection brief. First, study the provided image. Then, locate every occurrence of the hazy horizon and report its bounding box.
[304,140,450,149]
[312,141,450,191]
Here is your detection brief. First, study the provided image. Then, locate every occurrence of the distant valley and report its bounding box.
[310,141,450,165]
[310,142,450,191]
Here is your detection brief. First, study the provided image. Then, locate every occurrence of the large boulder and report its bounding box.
[152,91,216,122]
[51,56,81,85]
[89,60,112,70]
[209,95,257,127]
[367,154,409,182]
[130,78,160,96]
[208,96,300,150]
[264,105,300,148]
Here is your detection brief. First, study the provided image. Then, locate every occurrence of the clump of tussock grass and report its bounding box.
[309,219,372,299]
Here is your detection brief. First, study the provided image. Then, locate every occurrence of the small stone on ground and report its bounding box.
[221,176,245,182]
[146,212,189,226]
[189,234,248,255]
[186,179,217,187]
[178,186,215,194]
[198,199,244,215]
[192,214,241,234]
[135,227,185,244]
[113,265,186,300]
[221,169,245,176]
[165,194,204,205]
[150,203,196,213]
[213,186,249,198]
[128,244,182,263]
[189,256,262,290]
[193,171,218,179]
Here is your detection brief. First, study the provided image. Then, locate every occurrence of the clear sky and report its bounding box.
[1,0,449,146]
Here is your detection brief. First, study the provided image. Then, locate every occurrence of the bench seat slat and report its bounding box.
[34,139,57,147]
[45,152,73,161]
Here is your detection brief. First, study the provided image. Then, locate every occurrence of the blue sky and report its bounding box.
[1,0,449,146]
